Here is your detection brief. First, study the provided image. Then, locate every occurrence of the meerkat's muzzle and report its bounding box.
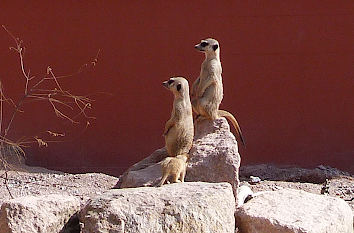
[195,44,204,51]
[162,81,169,88]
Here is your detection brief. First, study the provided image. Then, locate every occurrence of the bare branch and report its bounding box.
[47,66,64,93]
[1,25,101,198]
[34,137,48,147]
[48,94,78,124]
[46,130,65,137]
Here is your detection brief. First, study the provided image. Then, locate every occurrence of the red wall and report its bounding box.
[0,2,353,175]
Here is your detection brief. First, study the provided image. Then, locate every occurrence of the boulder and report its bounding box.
[0,194,80,233]
[80,182,235,233]
[187,118,241,199]
[115,148,168,188]
[235,188,353,233]
[116,118,241,199]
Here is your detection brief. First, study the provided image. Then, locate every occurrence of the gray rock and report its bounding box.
[236,188,353,233]
[0,194,80,233]
[115,148,168,188]
[80,182,235,233]
[116,118,241,201]
[186,118,241,200]
[249,176,261,184]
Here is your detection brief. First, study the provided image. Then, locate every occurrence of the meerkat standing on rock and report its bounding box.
[158,153,188,186]
[191,38,245,146]
[158,77,193,187]
[162,77,194,157]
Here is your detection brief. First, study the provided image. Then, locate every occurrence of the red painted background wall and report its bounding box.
[0,2,353,175]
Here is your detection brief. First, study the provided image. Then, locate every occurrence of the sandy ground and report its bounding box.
[0,163,353,215]
[0,164,117,207]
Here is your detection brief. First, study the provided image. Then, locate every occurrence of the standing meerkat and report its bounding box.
[158,153,188,187]
[163,77,194,156]
[191,38,245,146]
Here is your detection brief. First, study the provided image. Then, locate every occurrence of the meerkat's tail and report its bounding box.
[218,110,246,146]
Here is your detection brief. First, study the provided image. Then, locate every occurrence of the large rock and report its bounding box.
[115,148,168,188]
[116,118,241,199]
[236,188,353,233]
[0,194,80,233]
[80,182,235,233]
[187,118,240,199]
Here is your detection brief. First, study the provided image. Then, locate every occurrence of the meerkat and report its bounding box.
[162,77,194,156]
[191,38,245,146]
[158,153,188,187]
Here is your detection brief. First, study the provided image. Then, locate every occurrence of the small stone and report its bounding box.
[249,176,261,184]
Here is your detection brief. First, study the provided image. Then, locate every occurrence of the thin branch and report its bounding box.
[27,94,74,110]
[48,94,78,124]
[4,170,14,199]
[4,96,26,138]
[46,66,63,93]
[0,26,101,199]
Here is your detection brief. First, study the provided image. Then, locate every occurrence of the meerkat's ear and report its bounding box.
[176,84,182,92]
[212,44,219,51]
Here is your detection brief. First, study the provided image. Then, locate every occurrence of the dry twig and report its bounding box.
[0,25,100,198]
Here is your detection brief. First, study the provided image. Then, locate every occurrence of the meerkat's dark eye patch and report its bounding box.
[167,80,174,85]
[200,42,208,47]
[176,84,182,91]
[212,44,219,51]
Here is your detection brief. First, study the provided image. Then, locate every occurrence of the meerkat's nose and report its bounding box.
[162,81,168,87]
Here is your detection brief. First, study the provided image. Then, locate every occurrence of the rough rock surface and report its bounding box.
[116,118,241,199]
[187,118,240,199]
[0,194,80,233]
[239,164,354,218]
[236,188,353,233]
[115,148,168,188]
[80,182,235,233]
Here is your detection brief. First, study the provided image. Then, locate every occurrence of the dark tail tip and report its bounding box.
[240,134,246,147]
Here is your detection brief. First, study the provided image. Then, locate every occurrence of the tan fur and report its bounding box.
[163,77,194,156]
[191,38,245,146]
[158,154,188,187]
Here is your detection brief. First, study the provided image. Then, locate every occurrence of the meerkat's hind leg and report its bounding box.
[158,173,169,187]
[197,99,217,121]
[180,169,186,182]
[172,173,181,183]
[195,114,208,123]
[191,98,199,115]
[193,113,201,121]
[198,86,219,120]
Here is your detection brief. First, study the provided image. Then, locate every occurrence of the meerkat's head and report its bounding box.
[162,77,190,98]
[195,38,220,58]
